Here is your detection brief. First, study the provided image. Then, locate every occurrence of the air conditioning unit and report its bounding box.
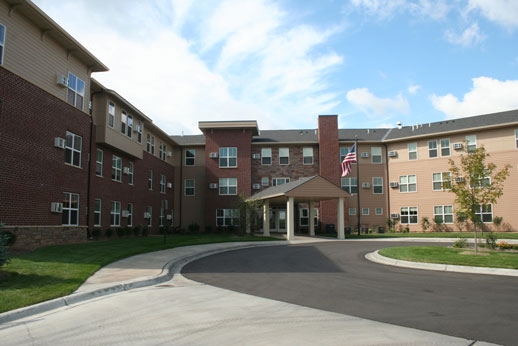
[390,213,400,219]
[209,152,218,158]
[389,181,399,188]
[252,153,260,159]
[209,183,218,189]
[144,212,151,219]
[361,182,371,188]
[56,74,69,87]
[360,152,369,158]
[54,137,66,149]
[167,182,173,189]
[122,210,130,217]
[453,143,463,150]
[166,214,172,220]
[166,151,172,157]
[455,177,465,183]
[133,124,142,133]
[50,202,63,213]
[388,151,397,157]
[123,167,130,174]
[252,183,261,190]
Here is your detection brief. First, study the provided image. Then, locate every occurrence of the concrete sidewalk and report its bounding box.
[0,237,507,345]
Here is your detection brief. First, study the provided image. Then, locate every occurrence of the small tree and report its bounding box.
[235,194,263,234]
[0,223,11,269]
[447,145,511,253]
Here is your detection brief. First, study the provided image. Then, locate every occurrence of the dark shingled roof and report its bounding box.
[170,135,206,146]
[252,129,319,143]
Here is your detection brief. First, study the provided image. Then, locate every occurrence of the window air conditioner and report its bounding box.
[166,214,172,220]
[56,75,69,87]
[360,152,369,158]
[144,212,151,219]
[388,151,397,157]
[122,210,130,217]
[167,182,173,189]
[361,182,371,188]
[209,183,218,189]
[389,182,399,188]
[50,202,63,213]
[167,151,172,157]
[252,153,260,159]
[123,167,130,174]
[455,177,465,183]
[54,137,66,149]
[390,213,400,219]
[453,143,463,150]
[252,184,261,190]
[209,152,218,158]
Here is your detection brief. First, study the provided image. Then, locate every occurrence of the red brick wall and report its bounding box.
[0,67,91,229]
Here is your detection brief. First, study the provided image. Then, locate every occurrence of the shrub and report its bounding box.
[204,225,213,233]
[453,238,468,248]
[105,228,114,238]
[485,232,497,250]
[0,233,11,268]
[91,228,102,240]
[116,228,125,237]
[133,225,142,237]
[142,226,149,237]
[188,222,200,233]
[496,241,512,250]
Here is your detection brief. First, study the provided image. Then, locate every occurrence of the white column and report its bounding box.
[337,197,345,239]
[263,200,270,237]
[286,197,295,240]
[309,201,315,237]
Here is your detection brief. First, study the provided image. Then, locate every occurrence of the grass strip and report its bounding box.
[344,232,518,239]
[0,234,277,313]
[379,246,518,270]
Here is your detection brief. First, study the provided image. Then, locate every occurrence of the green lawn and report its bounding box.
[345,232,518,239]
[0,234,277,314]
[379,246,518,270]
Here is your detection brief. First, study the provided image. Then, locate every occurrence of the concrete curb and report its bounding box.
[366,250,518,277]
[0,240,287,324]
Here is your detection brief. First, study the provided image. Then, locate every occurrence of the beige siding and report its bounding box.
[179,146,207,229]
[0,3,91,111]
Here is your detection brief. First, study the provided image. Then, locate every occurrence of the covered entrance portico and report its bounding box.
[247,176,350,240]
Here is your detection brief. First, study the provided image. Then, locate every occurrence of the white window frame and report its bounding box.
[95,149,103,176]
[362,208,370,216]
[147,206,152,227]
[303,147,313,165]
[373,177,383,194]
[261,177,269,186]
[112,155,122,182]
[62,192,79,226]
[515,129,518,149]
[159,143,167,160]
[440,138,450,157]
[185,149,195,166]
[216,209,239,227]
[108,101,115,128]
[279,148,290,165]
[475,204,493,223]
[399,174,417,193]
[375,207,383,215]
[67,72,85,110]
[408,142,417,160]
[428,140,438,158]
[466,135,477,153]
[341,177,357,194]
[94,198,102,227]
[371,147,382,164]
[261,148,272,165]
[219,178,237,195]
[400,206,418,224]
[146,134,155,154]
[110,201,121,227]
[128,162,134,185]
[348,208,356,216]
[160,200,168,227]
[65,131,82,168]
[299,207,318,227]
[148,170,153,190]
[127,203,133,227]
[121,110,127,135]
[185,179,195,196]
[434,205,454,224]
[432,172,451,191]
[272,177,290,186]
[219,147,237,168]
[0,24,5,65]
[160,174,166,194]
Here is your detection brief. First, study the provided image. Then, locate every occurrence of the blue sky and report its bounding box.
[33,0,518,135]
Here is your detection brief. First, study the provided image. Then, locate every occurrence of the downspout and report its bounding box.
[381,128,393,230]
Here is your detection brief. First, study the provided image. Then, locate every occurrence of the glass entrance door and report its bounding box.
[269,209,287,233]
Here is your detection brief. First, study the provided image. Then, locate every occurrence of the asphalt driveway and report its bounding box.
[183,240,518,345]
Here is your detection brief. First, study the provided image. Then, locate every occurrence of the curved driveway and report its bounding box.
[183,240,518,345]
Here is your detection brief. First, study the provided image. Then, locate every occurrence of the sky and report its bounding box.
[33,0,518,135]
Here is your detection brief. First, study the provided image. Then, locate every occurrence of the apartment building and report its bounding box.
[0,1,178,249]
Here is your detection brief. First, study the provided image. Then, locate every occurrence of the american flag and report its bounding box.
[341,143,357,177]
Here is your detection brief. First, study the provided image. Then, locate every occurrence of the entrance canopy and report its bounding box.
[247,176,350,239]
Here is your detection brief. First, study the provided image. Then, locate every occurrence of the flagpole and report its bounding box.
[355,136,361,236]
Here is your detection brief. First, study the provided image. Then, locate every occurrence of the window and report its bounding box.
[340,147,348,161]
[341,177,358,194]
[160,200,168,227]
[299,208,318,226]
[219,178,237,195]
[146,206,152,227]
[371,147,382,164]
[110,201,121,226]
[108,102,115,128]
[65,131,82,167]
[373,177,383,194]
[279,148,289,165]
[95,149,103,176]
[220,147,237,167]
[160,175,166,193]
[185,149,195,166]
[432,172,451,190]
[62,192,79,226]
[261,177,269,186]
[216,209,239,227]
[434,205,454,224]
[303,147,313,165]
[148,170,153,190]
[159,143,167,160]
[362,208,370,216]
[348,208,356,216]
[0,24,5,65]
[375,207,383,215]
[515,129,518,149]
[440,138,450,156]
[428,140,438,158]
[94,199,101,227]
[127,203,133,227]
[261,148,272,165]
[136,122,143,144]
[466,135,477,153]
[146,134,155,154]
[475,204,493,223]
[121,110,127,134]
[127,114,133,138]
[128,162,134,185]
[112,155,122,182]
[400,206,418,224]
[185,179,195,196]
[399,175,417,193]
[272,178,290,186]
[408,143,417,160]
[67,72,85,110]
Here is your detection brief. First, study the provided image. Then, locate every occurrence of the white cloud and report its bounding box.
[445,23,486,47]
[408,83,421,95]
[430,76,518,118]
[346,88,410,116]
[349,0,450,20]
[469,0,518,29]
